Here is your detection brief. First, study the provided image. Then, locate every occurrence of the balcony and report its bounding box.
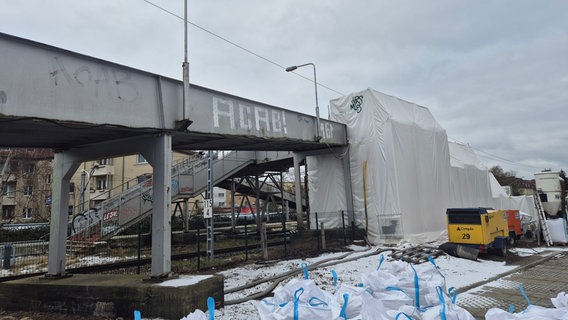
[0,195,16,205]
[90,188,111,201]
[91,165,114,176]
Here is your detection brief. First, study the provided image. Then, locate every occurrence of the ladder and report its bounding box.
[534,194,553,246]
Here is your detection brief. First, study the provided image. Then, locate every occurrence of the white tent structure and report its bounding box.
[448,141,506,207]
[448,141,537,220]
[309,88,451,243]
[308,88,535,244]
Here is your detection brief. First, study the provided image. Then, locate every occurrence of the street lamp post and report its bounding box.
[285,63,321,141]
[79,164,103,213]
[79,170,89,213]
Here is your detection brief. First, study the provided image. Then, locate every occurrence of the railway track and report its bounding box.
[0,228,293,282]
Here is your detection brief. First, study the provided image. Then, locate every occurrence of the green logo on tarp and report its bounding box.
[350,95,363,113]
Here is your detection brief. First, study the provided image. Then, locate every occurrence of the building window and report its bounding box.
[22,207,32,219]
[137,154,148,164]
[45,174,52,184]
[97,177,107,190]
[2,206,13,220]
[98,158,111,165]
[69,182,75,193]
[24,163,35,174]
[4,183,15,197]
[24,185,33,196]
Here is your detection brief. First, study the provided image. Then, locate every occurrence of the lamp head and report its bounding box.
[285,66,298,72]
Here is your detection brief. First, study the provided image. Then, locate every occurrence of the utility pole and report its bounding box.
[205,151,214,259]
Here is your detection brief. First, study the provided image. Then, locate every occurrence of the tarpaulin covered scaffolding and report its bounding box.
[308,88,533,244]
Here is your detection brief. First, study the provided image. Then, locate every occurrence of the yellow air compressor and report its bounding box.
[446,208,510,257]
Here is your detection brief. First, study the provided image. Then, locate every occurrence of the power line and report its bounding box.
[141,0,344,96]
[449,137,543,171]
[143,1,551,173]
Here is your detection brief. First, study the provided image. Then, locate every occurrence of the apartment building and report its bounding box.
[68,152,196,216]
[0,148,54,223]
[1,148,275,223]
[1,149,199,223]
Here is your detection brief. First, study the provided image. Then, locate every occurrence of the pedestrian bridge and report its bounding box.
[0,32,350,279]
[0,32,346,151]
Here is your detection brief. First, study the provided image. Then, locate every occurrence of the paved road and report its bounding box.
[457,250,568,319]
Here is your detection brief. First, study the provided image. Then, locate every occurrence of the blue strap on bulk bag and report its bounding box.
[395,312,414,319]
[207,296,215,320]
[308,296,329,307]
[520,283,532,307]
[409,263,421,310]
[293,287,304,320]
[427,256,446,282]
[331,269,338,287]
[436,286,447,320]
[447,287,458,304]
[385,286,413,300]
[377,254,385,270]
[339,293,349,320]
[301,262,309,280]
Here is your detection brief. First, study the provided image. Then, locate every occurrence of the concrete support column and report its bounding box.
[143,134,173,278]
[293,153,305,229]
[46,152,80,277]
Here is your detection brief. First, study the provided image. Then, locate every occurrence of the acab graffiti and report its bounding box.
[213,97,288,136]
[49,56,139,102]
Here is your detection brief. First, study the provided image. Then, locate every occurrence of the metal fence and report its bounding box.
[1,211,364,279]
[0,220,293,278]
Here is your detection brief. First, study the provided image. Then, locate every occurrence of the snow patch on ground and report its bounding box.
[145,246,568,320]
[156,275,213,287]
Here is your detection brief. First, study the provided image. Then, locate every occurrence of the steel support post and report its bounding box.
[46,152,80,277]
[148,134,173,278]
[206,150,214,259]
[293,153,305,229]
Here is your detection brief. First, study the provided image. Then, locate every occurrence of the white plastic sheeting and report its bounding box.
[310,88,451,243]
[309,88,535,244]
[449,141,497,207]
[450,141,538,219]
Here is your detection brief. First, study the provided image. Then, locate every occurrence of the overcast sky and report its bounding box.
[1,1,566,179]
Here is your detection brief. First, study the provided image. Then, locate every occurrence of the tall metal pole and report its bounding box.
[79,170,86,213]
[285,63,321,141]
[206,150,214,259]
[182,0,190,120]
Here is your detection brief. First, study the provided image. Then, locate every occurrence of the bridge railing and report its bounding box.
[69,151,261,241]
[69,155,205,240]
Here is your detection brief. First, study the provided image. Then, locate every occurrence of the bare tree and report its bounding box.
[0,149,54,224]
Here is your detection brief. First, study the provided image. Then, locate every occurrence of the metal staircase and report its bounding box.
[70,151,296,241]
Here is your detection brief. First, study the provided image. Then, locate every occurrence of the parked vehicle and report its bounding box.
[506,210,522,245]
[446,207,509,257]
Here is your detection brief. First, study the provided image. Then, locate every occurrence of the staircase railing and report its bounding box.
[70,151,260,240]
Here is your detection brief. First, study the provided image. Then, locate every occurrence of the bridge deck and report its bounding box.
[0,32,347,152]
